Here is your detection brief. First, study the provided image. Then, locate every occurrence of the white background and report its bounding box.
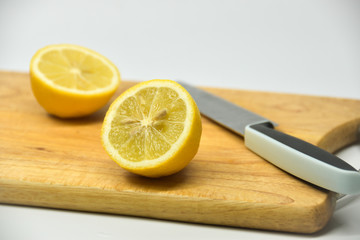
[0,0,359,239]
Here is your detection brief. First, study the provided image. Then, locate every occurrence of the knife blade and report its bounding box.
[179,81,360,195]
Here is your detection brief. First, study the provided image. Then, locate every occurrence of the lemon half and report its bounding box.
[30,44,121,118]
[101,79,202,177]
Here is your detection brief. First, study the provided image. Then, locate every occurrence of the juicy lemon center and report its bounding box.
[69,67,82,75]
[108,87,187,162]
[38,49,114,91]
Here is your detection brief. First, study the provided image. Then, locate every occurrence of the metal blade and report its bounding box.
[179,81,277,136]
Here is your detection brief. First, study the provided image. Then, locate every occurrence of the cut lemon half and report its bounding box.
[30,44,121,118]
[101,79,202,177]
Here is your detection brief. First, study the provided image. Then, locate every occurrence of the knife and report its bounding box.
[179,82,360,195]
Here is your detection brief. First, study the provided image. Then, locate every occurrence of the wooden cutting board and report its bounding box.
[1,71,360,233]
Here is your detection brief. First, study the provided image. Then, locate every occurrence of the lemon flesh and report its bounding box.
[101,80,202,177]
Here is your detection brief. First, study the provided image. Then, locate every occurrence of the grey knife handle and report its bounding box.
[244,122,360,195]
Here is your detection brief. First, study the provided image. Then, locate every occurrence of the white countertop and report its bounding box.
[0,1,359,239]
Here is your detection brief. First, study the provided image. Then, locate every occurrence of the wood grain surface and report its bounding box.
[1,71,360,233]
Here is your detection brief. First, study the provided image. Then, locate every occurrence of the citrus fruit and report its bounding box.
[101,79,202,177]
[30,44,121,118]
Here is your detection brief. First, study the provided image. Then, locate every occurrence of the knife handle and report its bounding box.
[244,123,360,195]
